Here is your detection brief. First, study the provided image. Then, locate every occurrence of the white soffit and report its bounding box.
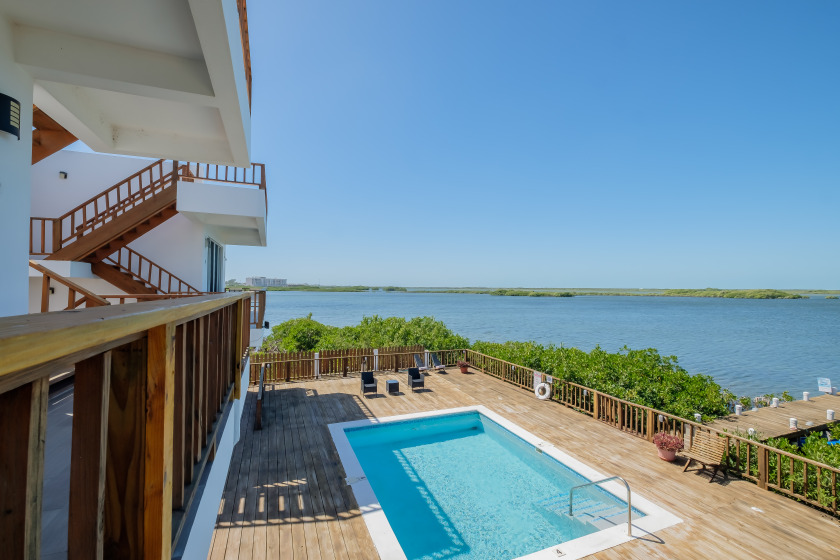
[2,0,251,166]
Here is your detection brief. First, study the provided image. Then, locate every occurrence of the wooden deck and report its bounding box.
[709,393,840,440]
[209,369,840,559]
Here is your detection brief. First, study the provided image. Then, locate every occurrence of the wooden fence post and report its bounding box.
[758,447,768,490]
[144,322,176,559]
[0,378,48,560]
[69,353,111,560]
[646,409,655,441]
[592,391,600,420]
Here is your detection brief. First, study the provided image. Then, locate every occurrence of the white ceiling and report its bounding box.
[1,0,251,166]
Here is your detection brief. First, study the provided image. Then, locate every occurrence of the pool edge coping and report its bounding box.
[328,405,683,560]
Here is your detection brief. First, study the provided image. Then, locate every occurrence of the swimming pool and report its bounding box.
[329,406,682,560]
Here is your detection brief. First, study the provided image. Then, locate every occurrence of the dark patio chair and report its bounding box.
[429,352,446,371]
[408,367,424,392]
[413,353,429,372]
[361,371,377,396]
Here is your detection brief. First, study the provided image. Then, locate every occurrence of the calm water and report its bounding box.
[263,291,840,398]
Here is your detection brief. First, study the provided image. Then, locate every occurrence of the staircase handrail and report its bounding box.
[568,476,632,536]
[53,159,173,248]
[102,247,200,294]
[29,260,110,311]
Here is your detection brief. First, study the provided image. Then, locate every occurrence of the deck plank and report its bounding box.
[708,393,840,440]
[210,369,840,560]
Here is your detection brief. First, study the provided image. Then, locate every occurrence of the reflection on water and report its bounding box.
[264,291,840,397]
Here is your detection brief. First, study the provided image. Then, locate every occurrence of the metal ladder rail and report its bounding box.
[568,476,632,536]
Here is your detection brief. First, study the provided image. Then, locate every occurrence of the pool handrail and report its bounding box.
[568,476,632,537]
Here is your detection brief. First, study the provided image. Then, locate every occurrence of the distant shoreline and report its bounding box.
[227,284,840,299]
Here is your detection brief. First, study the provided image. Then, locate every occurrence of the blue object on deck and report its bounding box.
[827,440,840,446]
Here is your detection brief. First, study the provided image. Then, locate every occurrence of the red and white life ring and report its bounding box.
[535,382,551,400]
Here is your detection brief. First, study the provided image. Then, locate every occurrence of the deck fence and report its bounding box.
[461,348,840,516]
[252,345,840,516]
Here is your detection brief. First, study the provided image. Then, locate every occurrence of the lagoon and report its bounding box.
[263,291,839,399]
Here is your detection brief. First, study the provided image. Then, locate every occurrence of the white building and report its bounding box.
[246,276,287,287]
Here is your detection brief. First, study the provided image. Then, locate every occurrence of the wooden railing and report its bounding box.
[0,293,253,558]
[31,161,267,257]
[99,293,219,304]
[249,289,266,329]
[52,159,182,250]
[460,348,840,516]
[29,217,57,256]
[103,247,200,294]
[250,345,425,383]
[236,0,252,109]
[29,260,110,312]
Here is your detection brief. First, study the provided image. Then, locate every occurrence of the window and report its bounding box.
[206,238,223,292]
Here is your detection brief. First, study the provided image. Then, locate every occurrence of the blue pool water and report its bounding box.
[345,411,641,560]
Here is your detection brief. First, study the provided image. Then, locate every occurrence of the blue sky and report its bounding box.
[232,1,839,288]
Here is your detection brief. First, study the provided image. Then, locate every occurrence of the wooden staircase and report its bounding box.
[29,158,266,297]
[92,247,200,295]
[46,159,184,263]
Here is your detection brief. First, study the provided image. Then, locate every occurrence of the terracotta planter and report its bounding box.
[657,447,677,462]
[459,366,469,373]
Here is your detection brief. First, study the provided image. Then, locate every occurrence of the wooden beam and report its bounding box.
[144,323,176,559]
[69,352,112,560]
[172,325,185,510]
[105,339,147,560]
[0,378,49,559]
[0,293,249,382]
[233,299,244,400]
[183,321,196,486]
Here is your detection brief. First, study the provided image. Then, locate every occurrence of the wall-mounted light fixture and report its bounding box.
[0,93,21,140]
[59,171,68,179]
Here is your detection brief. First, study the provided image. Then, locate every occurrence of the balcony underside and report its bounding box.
[2,0,251,165]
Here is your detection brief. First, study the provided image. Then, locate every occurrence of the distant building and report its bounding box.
[246,276,287,287]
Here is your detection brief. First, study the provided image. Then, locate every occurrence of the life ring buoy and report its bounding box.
[535,382,551,400]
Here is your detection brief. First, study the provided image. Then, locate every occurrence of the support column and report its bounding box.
[0,17,35,317]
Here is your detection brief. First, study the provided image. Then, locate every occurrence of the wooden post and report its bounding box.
[758,447,768,490]
[69,353,112,560]
[183,321,196,486]
[233,299,245,400]
[172,325,185,510]
[105,339,146,559]
[646,409,655,441]
[52,217,62,251]
[41,275,50,313]
[144,322,176,559]
[592,390,600,420]
[0,378,48,560]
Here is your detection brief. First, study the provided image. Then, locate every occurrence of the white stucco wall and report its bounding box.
[30,151,159,217]
[0,17,35,317]
[127,215,217,292]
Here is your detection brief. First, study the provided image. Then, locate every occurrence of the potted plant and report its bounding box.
[457,360,470,373]
[653,432,684,462]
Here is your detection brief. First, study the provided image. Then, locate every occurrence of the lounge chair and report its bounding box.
[413,354,429,372]
[408,367,424,392]
[681,430,728,483]
[429,352,446,372]
[361,371,377,396]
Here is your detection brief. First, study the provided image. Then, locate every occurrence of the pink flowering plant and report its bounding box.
[653,432,684,452]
